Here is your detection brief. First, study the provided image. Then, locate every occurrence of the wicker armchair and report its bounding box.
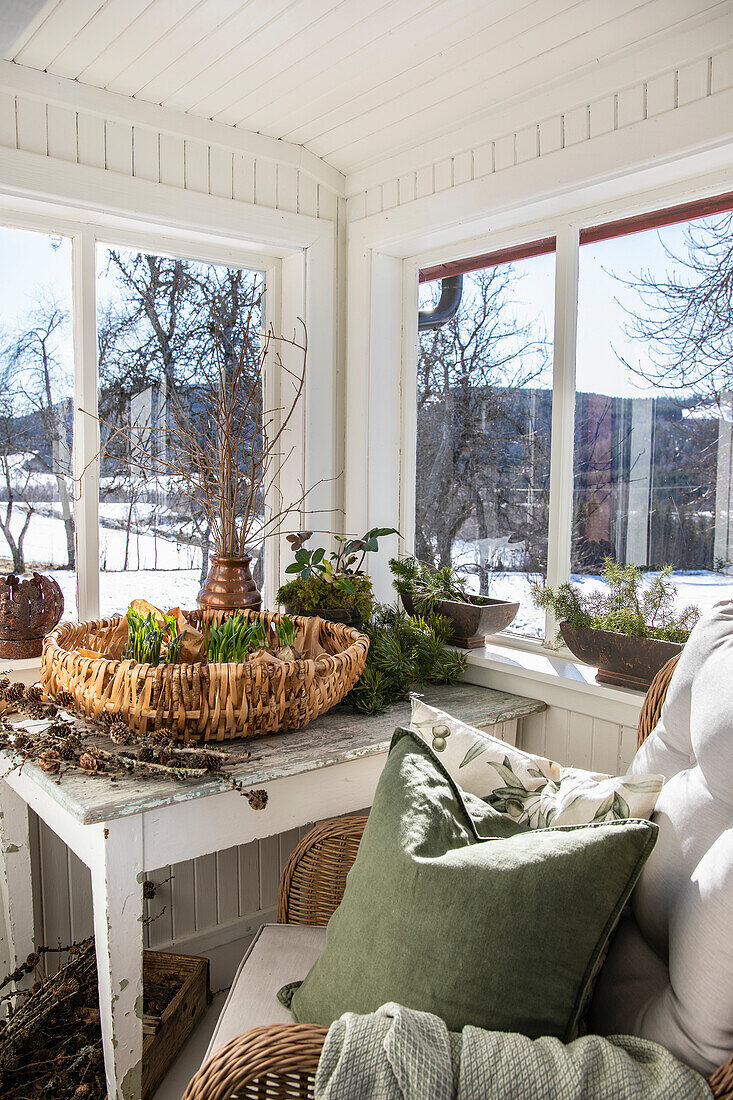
[184,656,733,1100]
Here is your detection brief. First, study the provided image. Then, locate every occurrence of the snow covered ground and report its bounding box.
[2,506,732,634]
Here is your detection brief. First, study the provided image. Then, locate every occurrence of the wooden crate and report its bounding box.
[142,949,211,1100]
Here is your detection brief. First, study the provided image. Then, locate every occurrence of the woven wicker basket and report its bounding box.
[40,609,369,743]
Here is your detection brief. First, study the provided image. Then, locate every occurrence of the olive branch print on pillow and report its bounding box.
[411,699,663,827]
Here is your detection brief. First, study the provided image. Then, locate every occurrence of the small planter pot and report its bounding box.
[400,593,519,648]
[197,555,261,612]
[559,623,683,692]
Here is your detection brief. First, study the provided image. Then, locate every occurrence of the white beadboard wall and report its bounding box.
[346,45,733,224]
[0,61,344,223]
[26,697,641,959]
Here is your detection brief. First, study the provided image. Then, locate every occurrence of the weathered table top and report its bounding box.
[0,683,544,825]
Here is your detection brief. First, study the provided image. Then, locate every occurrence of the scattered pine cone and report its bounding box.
[73,1085,93,1099]
[22,702,46,720]
[142,880,157,900]
[137,746,154,762]
[246,788,268,811]
[38,749,62,774]
[55,690,75,709]
[5,682,25,702]
[109,722,132,745]
[24,685,44,705]
[79,752,104,775]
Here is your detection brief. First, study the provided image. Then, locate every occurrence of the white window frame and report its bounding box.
[0,190,336,621]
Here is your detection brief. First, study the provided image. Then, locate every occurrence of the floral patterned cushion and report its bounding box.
[410,699,663,828]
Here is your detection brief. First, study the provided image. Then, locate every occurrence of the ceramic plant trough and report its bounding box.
[400,593,519,648]
[559,623,683,692]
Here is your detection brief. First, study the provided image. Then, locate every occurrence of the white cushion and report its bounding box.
[410,699,663,827]
[205,924,327,1062]
[591,600,733,1075]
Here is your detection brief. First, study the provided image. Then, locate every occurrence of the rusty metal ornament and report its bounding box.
[0,573,65,659]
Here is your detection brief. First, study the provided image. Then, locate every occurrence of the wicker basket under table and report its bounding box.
[40,609,369,743]
[183,653,733,1100]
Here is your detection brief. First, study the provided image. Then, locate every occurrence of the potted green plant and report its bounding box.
[390,556,519,648]
[277,528,398,626]
[532,559,699,690]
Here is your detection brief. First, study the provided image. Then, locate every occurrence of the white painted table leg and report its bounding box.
[0,780,37,990]
[91,816,144,1100]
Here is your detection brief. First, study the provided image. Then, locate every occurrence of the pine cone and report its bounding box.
[137,746,154,762]
[5,682,25,702]
[25,951,40,968]
[22,702,46,720]
[79,752,104,774]
[38,749,61,774]
[246,788,268,811]
[24,685,44,705]
[109,722,132,745]
[55,690,75,710]
[73,1085,93,1099]
[98,711,116,727]
[142,880,157,900]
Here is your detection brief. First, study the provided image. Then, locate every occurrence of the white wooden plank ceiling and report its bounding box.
[4,0,731,178]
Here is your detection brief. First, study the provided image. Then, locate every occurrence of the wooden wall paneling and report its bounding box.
[170,858,196,944]
[646,71,677,117]
[451,151,473,187]
[381,178,399,210]
[588,93,616,137]
[255,158,278,208]
[347,191,366,222]
[677,56,711,106]
[158,132,185,189]
[563,105,589,147]
[365,185,382,217]
[619,724,639,773]
[297,172,319,217]
[208,146,233,199]
[615,83,645,128]
[104,118,133,175]
[28,812,43,955]
[67,849,93,943]
[144,864,174,950]
[45,104,77,163]
[258,835,280,912]
[76,111,105,169]
[493,133,515,171]
[232,153,255,204]
[38,821,71,948]
[415,164,434,200]
[216,846,239,926]
[184,139,209,194]
[515,124,538,163]
[539,114,563,155]
[398,172,417,205]
[317,183,339,222]
[712,46,733,93]
[591,718,622,774]
[193,854,218,932]
[278,828,301,874]
[433,157,453,191]
[15,94,47,156]
[0,91,16,149]
[132,125,159,183]
[277,164,299,213]
[566,710,594,771]
[472,141,494,178]
[519,708,547,757]
[543,706,570,765]
[238,840,259,919]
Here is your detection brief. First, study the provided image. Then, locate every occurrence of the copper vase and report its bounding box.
[197,555,262,612]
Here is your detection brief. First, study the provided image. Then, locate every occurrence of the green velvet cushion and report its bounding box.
[284,729,657,1041]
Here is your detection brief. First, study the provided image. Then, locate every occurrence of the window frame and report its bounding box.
[0,205,283,620]
[403,188,733,650]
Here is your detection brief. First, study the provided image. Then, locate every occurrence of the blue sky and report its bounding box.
[0,217,703,403]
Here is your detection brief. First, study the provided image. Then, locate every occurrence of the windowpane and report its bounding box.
[96,246,265,617]
[573,210,733,615]
[0,228,77,618]
[415,253,555,638]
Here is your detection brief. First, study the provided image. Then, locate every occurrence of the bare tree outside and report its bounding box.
[416,264,553,600]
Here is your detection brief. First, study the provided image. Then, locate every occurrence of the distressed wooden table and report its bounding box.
[0,682,543,1100]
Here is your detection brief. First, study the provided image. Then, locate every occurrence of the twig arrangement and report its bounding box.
[97,290,330,557]
[0,679,268,809]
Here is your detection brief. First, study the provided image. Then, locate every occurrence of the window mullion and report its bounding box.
[72,229,100,621]
[545,223,579,641]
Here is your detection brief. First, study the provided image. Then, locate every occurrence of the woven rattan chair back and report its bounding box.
[636,653,680,749]
[277,815,368,925]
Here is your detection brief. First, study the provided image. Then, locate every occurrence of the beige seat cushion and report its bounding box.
[205,924,327,1062]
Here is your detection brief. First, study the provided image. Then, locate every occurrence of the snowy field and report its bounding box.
[1,505,732,635]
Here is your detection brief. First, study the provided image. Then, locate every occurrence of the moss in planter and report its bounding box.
[277,573,375,621]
